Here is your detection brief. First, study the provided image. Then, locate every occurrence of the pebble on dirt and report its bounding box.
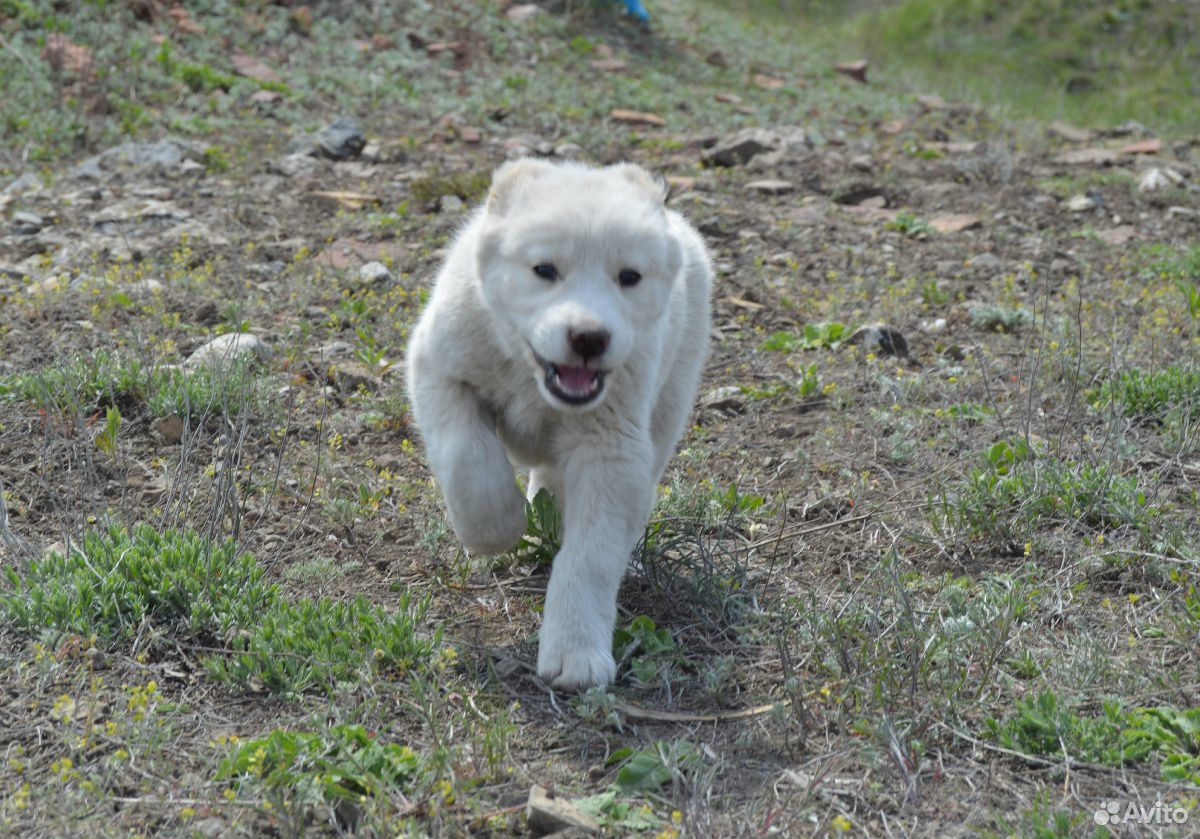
[185,333,273,369]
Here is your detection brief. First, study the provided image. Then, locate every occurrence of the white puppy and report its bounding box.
[406,158,711,689]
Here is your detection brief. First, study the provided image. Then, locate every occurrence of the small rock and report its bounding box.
[554,142,583,158]
[610,109,666,127]
[1137,168,1184,192]
[915,93,947,111]
[1048,121,1093,143]
[314,117,366,160]
[526,784,599,836]
[1167,206,1198,219]
[1120,138,1162,155]
[701,128,780,167]
[506,3,543,21]
[1067,193,1097,212]
[745,179,794,194]
[439,194,465,213]
[313,340,356,357]
[920,318,947,334]
[151,414,184,445]
[1053,147,1118,166]
[131,278,164,295]
[847,323,909,358]
[1097,225,1136,246]
[929,213,982,233]
[329,361,381,394]
[185,333,272,369]
[268,153,322,178]
[359,261,392,286]
[702,385,744,411]
[1110,120,1149,137]
[834,59,868,83]
[3,172,43,195]
[12,211,43,234]
[850,154,873,172]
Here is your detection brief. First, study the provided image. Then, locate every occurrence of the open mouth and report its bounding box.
[532,352,606,406]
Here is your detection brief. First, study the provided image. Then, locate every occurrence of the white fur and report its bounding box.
[406,159,712,689]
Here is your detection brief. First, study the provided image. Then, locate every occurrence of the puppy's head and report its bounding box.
[477,159,681,412]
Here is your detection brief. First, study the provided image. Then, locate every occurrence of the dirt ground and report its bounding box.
[1,2,1199,838]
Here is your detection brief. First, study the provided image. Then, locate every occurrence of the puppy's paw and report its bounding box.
[537,625,616,691]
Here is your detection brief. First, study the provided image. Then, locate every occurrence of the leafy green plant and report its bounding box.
[94,406,121,457]
[986,690,1151,766]
[1129,707,1200,785]
[921,279,951,305]
[886,211,932,237]
[760,321,846,352]
[218,724,429,827]
[510,488,561,566]
[613,615,680,685]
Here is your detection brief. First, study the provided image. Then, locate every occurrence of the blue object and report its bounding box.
[616,0,649,21]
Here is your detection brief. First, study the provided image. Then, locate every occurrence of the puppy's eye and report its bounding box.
[532,263,559,281]
[618,269,642,287]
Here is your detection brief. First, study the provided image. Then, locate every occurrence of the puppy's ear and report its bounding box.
[608,162,668,204]
[486,158,555,215]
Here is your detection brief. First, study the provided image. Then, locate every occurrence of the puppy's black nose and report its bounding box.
[568,328,610,361]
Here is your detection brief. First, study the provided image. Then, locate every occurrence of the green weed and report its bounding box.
[1091,364,1200,428]
[886,211,932,237]
[0,525,439,695]
[510,488,561,567]
[218,724,430,832]
[939,441,1152,547]
[760,321,847,352]
[0,351,265,421]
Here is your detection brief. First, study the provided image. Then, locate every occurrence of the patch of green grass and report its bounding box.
[0,524,439,695]
[217,724,432,832]
[1091,364,1200,429]
[0,351,266,421]
[1036,170,1135,199]
[843,0,1200,132]
[939,440,1153,547]
[987,691,1200,784]
[740,364,822,402]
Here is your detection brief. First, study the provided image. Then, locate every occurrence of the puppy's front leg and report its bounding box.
[537,435,654,690]
[410,379,525,556]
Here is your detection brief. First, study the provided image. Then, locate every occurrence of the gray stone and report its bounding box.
[701,128,781,167]
[267,153,322,178]
[526,785,598,836]
[966,252,1002,270]
[847,323,909,358]
[185,333,273,369]
[302,117,367,161]
[3,172,43,195]
[439,194,465,213]
[12,211,43,234]
[359,261,392,286]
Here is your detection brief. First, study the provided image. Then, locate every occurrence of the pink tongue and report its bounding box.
[556,365,596,391]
